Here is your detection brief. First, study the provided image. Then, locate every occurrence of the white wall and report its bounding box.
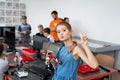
[21,0,120,44]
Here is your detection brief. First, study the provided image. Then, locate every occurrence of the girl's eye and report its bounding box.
[63,29,66,32]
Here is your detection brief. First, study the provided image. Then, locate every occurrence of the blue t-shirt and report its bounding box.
[18,23,31,39]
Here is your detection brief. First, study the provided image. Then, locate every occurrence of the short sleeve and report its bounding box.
[18,25,21,31]
[29,25,31,30]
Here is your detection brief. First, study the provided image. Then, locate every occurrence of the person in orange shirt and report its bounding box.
[49,10,62,42]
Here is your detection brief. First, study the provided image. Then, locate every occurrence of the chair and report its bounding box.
[96,54,115,80]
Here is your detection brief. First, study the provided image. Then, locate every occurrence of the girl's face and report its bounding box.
[56,25,72,41]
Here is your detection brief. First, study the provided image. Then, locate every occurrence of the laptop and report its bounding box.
[42,41,60,56]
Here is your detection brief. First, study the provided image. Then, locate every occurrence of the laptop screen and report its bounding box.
[42,41,60,56]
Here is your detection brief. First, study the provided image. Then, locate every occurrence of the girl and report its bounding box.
[51,22,99,80]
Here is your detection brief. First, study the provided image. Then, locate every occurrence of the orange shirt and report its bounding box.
[49,18,62,41]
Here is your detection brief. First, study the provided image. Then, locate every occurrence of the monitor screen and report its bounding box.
[0,26,15,51]
[0,27,15,37]
[4,31,15,50]
[33,35,48,51]
[0,27,3,39]
[42,41,60,56]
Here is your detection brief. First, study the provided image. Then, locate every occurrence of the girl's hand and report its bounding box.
[80,32,88,46]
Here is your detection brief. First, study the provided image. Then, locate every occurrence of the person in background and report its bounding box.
[49,10,62,42]
[18,16,32,44]
[43,27,54,44]
[35,24,45,59]
[0,43,8,80]
[36,24,45,37]
[1,43,17,68]
[43,28,55,71]
[43,27,55,52]
[63,17,69,23]
[50,22,99,80]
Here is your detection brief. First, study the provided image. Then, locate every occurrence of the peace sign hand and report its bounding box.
[80,32,88,46]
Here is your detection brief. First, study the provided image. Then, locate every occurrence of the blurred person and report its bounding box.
[36,24,45,37]
[0,43,8,80]
[18,16,32,44]
[49,10,62,42]
[43,27,55,52]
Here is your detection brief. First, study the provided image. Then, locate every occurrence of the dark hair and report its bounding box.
[56,21,72,31]
[63,17,69,21]
[21,16,27,19]
[51,10,58,15]
[0,43,4,56]
[44,27,50,34]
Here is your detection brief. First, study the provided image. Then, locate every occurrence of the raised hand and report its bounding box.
[80,32,88,46]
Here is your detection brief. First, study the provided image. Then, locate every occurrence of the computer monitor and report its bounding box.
[0,27,4,40]
[0,26,15,51]
[0,26,15,37]
[4,31,15,51]
[33,35,48,51]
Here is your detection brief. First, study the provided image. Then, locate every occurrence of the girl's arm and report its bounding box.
[77,33,99,68]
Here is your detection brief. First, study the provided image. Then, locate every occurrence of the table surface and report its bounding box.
[76,65,118,80]
[73,37,120,53]
[7,44,118,80]
[8,55,118,80]
[8,58,52,80]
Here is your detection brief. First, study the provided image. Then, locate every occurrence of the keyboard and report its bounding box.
[29,66,51,79]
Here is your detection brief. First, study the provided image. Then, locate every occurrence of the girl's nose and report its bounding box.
[60,32,63,36]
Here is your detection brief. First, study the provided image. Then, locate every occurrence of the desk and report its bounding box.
[8,56,118,80]
[7,45,48,80]
[76,65,118,80]
[8,59,52,80]
[73,36,120,53]
[73,36,120,70]
[7,43,118,80]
